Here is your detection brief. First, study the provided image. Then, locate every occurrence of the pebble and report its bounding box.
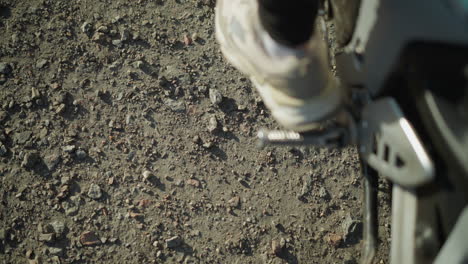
[112,39,122,47]
[186,179,200,188]
[49,220,66,237]
[96,25,109,34]
[75,149,87,160]
[327,233,342,247]
[43,153,60,171]
[318,187,329,200]
[21,152,40,169]
[48,247,63,256]
[298,174,313,199]
[81,21,92,35]
[65,206,79,216]
[165,236,182,248]
[227,196,240,208]
[15,131,32,144]
[132,60,144,69]
[36,59,48,69]
[80,231,101,246]
[209,89,223,105]
[125,114,132,125]
[207,116,218,132]
[87,184,102,200]
[342,213,361,242]
[62,145,76,153]
[156,250,163,258]
[142,170,154,180]
[55,103,66,114]
[0,62,12,74]
[0,142,7,156]
[183,34,192,45]
[164,98,185,112]
[120,29,130,41]
[38,233,54,242]
[271,239,284,256]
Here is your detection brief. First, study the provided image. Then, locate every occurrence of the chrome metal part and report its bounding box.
[359,98,435,187]
[256,128,346,148]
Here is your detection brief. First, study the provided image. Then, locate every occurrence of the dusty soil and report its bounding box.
[0,0,390,263]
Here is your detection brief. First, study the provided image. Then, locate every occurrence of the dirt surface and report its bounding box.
[0,1,390,263]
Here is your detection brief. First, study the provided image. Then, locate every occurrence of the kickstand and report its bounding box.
[361,163,378,264]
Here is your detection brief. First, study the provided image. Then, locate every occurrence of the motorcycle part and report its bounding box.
[335,0,468,94]
[434,205,468,264]
[257,127,347,148]
[361,163,378,264]
[359,98,435,188]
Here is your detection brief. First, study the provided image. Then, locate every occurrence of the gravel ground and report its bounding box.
[0,0,390,263]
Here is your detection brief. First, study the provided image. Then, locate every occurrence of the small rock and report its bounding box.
[191,230,201,237]
[183,34,192,45]
[0,62,12,74]
[227,196,240,208]
[164,99,185,112]
[36,59,48,69]
[48,247,63,256]
[55,103,66,114]
[137,199,152,208]
[156,250,163,258]
[49,221,66,237]
[25,249,34,259]
[43,153,60,171]
[109,61,120,71]
[202,142,213,149]
[318,187,329,200]
[65,206,79,216]
[186,179,200,188]
[0,142,7,156]
[327,233,342,247]
[132,60,144,69]
[38,233,54,242]
[80,231,101,246]
[31,87,40,100]
[87,184,102,200]
[342,213,361,242]
[209,89,223,105]
[112,39,123,47]
[165,236,182,248]
[21,152,40,169]
[62,145,76,153]
[142,170,153,180]
[298,174,313,199]
[81,21,92,35]
[207,116,218,133]
[96,25,109,34]
[271,239,284,256]
[125,114,132,125]
[75,149,87,160]
[14,131,32,144]
[92,32,106,42]
[120,29,130,41]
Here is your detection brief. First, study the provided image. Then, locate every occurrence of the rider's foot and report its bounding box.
[215,0,343,131]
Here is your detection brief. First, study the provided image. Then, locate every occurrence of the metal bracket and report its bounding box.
[256,127,347,149]
[359,98,435,187]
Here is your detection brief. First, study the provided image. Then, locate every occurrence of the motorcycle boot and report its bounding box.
[215,0,343,132]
